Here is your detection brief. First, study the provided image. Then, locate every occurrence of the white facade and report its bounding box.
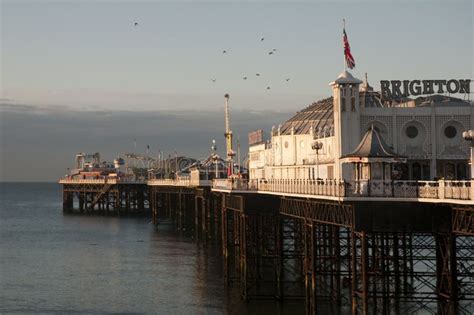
[248,71,473,181]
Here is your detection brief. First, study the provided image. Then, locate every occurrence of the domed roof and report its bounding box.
[279,97,334,135]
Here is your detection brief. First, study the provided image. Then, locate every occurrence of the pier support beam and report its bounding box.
[436,233,458,313]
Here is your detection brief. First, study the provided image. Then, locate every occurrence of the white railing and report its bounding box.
[59,178,117,184]
[257,178,345,197]
[213,178,473,202]
[444,180,471,200]
[147,178,212,187]
[213,178,251,191]
[59,178,147,184]
[148,178,191,187]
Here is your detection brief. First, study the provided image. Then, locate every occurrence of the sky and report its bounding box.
[0,0,473,181]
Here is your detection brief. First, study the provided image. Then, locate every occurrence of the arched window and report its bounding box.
[445,163,455,180]
[412,162,422,180]
[341,97,346,112]
[457,162,467,180]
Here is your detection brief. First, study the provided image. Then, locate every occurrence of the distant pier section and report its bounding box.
[59,151,221,214]
[60,152,151,214]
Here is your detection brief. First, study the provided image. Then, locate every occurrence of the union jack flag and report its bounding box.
[343,28,355,69]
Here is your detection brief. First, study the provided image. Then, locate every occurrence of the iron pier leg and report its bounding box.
[195,196,200,240]
[361,231,369,315]
[240,213,248,301]
[202,198,207,239]
[436,233,458,314]
[351,230,357,315]
[275,213,283,300]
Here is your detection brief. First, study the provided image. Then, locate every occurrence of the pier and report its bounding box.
[59,161,474,314]
[60,178,149,215]
[58,72,474,314]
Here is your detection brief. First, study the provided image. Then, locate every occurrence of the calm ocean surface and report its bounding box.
[0,183,303,314]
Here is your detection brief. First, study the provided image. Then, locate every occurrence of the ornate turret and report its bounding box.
[330,71,363,180]
[360,73,374,92]
[342,126,406,187]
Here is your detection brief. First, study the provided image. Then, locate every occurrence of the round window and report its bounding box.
[284,141,289,148]
[444,126,457,139]
[406,126,418,139]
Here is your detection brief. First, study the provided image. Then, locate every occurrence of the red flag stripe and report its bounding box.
[343,29,356,69]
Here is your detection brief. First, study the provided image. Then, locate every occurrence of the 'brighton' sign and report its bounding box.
[380,79,471,99]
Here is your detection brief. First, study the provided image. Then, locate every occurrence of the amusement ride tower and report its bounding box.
[224,94,235,177]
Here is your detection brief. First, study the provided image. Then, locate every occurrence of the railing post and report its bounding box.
[439,179,445,200]
[471,180,474,201]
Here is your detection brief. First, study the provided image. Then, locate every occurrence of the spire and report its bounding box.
[360,72,374,92]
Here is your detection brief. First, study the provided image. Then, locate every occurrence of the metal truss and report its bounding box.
[280,197,353,228]
[452,206,474,236]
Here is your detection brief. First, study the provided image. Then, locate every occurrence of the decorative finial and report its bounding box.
[224,93,230,99]
[365,72,368,84]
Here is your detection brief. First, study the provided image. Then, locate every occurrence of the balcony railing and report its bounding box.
[212,178,473,202]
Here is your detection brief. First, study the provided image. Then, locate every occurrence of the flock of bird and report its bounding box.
[216,36,291,91]
[133,22,290,91]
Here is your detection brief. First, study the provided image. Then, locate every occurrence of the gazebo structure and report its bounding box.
[341,125,406,196]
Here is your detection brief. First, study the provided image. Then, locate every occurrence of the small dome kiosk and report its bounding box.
[341,125,406,195]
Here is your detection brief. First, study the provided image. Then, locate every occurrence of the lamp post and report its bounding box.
[312,141,323,179]
[211,139,219,179]
[175,150,178,179]
[462,130,474,179]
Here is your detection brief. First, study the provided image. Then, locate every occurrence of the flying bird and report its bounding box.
[286,78,290,82]
[256,73,260,76]
[222,50,227,54]
[266,86,271,90]
[211,79,216,83]
[260,37,265,41]
[268,51,274,55]
[134,22,139,26]
[243,76,248,80]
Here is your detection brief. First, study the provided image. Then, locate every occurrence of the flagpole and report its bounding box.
[343,19,346,72]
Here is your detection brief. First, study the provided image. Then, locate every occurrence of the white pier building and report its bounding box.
[248,71,473,182]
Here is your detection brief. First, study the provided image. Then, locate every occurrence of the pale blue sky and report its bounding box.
[2,0,472,111]
[0,0,473,181]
